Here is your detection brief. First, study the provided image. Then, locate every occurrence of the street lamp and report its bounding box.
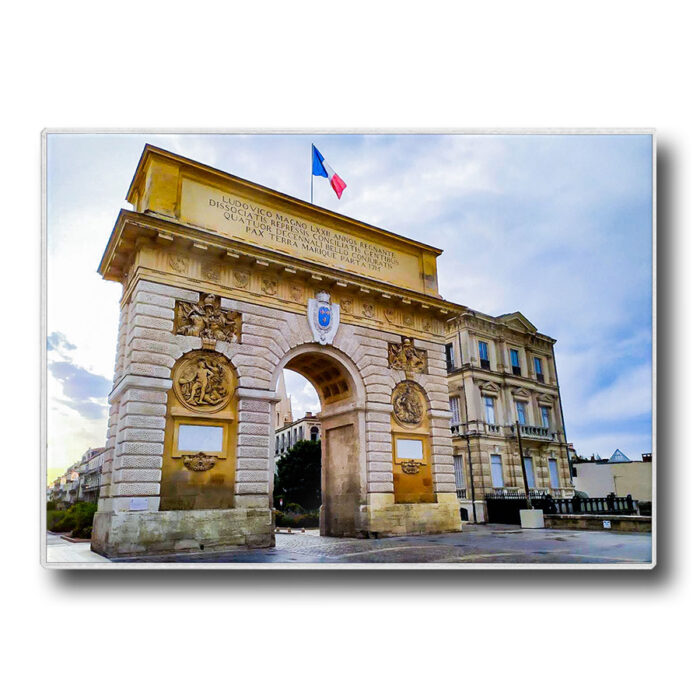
[515,421,533,510]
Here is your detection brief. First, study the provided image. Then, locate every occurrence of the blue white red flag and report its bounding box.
[311,144,347,199]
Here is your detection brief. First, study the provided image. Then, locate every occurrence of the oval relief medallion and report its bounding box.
[392,381,425,426]
[173,351,234,413]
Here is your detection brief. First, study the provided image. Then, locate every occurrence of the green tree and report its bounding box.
[274,439,321,511]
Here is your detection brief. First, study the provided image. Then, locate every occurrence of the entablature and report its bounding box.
[102,210,463,342]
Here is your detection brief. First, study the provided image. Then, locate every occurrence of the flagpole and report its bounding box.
[310,143,314,205]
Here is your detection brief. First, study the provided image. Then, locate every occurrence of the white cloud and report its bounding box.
[46,133,652,472]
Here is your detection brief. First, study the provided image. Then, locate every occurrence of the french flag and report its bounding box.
[312,144,347,199]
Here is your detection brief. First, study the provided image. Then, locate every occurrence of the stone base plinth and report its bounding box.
[91,508,274,559]
[359,493,462,537]
[519,509,545,529]
[544,514,651,533]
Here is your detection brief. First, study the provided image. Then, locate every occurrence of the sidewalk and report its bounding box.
[46,532,110,563]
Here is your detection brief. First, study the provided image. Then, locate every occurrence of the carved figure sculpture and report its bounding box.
[174,352,233,412]
[388,337,427,374]
[392,381,424,425]
[175,293,241,343]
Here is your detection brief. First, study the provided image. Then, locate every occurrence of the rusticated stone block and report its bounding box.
[121,428,165,443]
[121,415,166,430]
[132,291,175,308]
[121,401,167,417]
[110,482,161,497]
[132,302,175,320]
[112,469,163,483]
[235,482,269,495]
[115,441,165,457]
[115,454,163,469]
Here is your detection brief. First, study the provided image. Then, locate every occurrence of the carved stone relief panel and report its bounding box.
[182,452,217,472]
[290,283,304,303]
[361,302,375,319]
[232,270,250,289]
[168,251,188,273]
[388,337,427,374]
[392,381,425,426]
[384,308,397,324]
[174,293,241,344]
[173,351,235,413]
[261,277,278,296]
[202,262,221,282]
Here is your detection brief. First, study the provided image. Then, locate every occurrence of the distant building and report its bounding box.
[273,373,322,472]
[48,447,106,507]
[77,447,106,503]
[274,412,321,469]
[275,373,294,430]
[572,448,652,501]
[446,310,574,522]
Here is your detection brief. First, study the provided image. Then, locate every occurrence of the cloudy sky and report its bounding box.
[45,132,652,480]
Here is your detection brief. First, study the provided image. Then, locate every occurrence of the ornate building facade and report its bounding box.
[445,310,574,522]
[274,412,321,464]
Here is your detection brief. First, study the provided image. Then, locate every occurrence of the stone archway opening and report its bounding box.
[272,348,364,538]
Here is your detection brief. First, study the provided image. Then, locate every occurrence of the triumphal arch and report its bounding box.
[92,145,463,557]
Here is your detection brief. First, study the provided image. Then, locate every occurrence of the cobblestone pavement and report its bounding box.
[112,524,653,565]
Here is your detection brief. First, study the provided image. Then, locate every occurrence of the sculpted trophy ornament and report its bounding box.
[182,452,218,472]
[392,381,425,426]
[174,293,241,344]
[388,337,427,375]
[173,351,234,413]
[307,291,340,345]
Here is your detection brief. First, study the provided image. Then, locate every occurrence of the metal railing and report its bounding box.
[484,491,639,524]
[450,420,503,436]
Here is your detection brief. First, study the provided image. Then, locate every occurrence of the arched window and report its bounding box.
[310,427,319,442]
[275,435,279,454]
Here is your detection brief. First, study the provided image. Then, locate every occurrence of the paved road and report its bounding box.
[108,524,652,566]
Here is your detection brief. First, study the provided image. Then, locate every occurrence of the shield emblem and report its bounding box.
[308,291,339,345]
[318,305,331,328]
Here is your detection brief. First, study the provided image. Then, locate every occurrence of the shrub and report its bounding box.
[46,501,97,537]
[274,509,320,528]
[70,502,97,538]
[47,509,75,533]
[274,440,322,511]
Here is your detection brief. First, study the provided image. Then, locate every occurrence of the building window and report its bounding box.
[484,396,496,424]
[540,406,550,429]
[490,454,504,488]
[515,400,528,425]
[275,436,279,454]
[453,454,466,492]
[478,341,490,370]
[548,459,560,489]
[510,349,521,376]
[523,456,536,489]
[534,357,544,383]
[310,427,319,441]
[449,396,461,427]
[445,343,455,371]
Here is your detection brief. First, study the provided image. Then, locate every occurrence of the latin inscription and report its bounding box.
[207,193,399,274]
[180,179,424,289]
